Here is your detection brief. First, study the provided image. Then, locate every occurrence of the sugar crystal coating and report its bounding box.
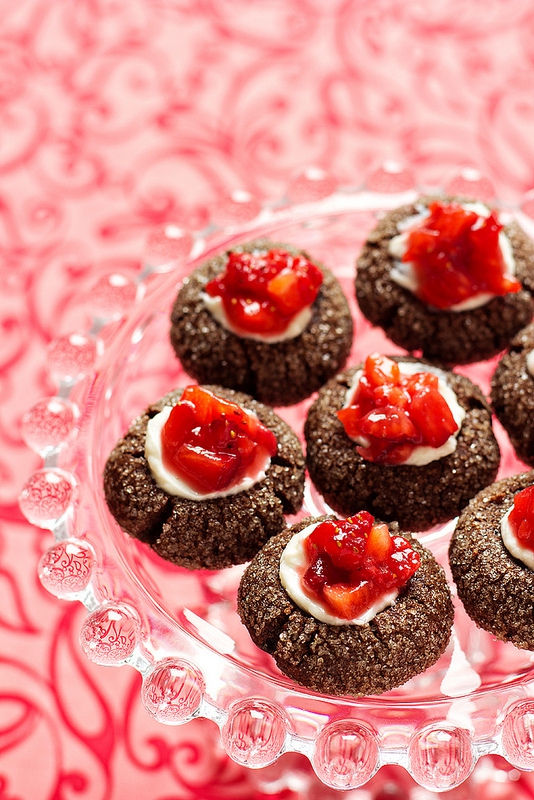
[491,321,534,467]
[238,516,453,697]
[305,357,500,531]
[103,385,305,570]
[170,239,353,406]
[449,471,534,649]
[355,195,534,364]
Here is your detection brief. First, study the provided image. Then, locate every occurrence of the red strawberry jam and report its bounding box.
[402,200,521,309]
[204,248,323,336]
[507,485,534,553]
[302,513,420,620]
[337,354,459,465]
[161,385,277,494]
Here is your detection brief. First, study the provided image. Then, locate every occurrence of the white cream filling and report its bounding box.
[526,350,534,378]
[344,361,466,467]
[389,201,516,311]
[279,521,400,626]
[145,404,271,501]
[501,506,534,571]
[201,292,312,343]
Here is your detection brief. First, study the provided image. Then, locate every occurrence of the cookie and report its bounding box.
[103,384,305,570]
[355,195,534,364]
[238,515,453,696]
[304,356,500,530]
[491,322,534,467]
[449,471,534,649]
[170,239,353,406]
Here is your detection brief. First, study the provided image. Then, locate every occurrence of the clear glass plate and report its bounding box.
[19,165,534,793]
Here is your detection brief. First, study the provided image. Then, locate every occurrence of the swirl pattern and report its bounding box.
[5,0,534,797]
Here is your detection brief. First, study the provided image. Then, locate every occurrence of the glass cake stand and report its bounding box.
[18,164,534,795]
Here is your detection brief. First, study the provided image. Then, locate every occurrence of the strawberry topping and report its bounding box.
[161,385,277,494]
[337,354,459,465]
[302,513,420,620]
[507,485,534,552]
[204,248,323,336]
[401,201,521,309]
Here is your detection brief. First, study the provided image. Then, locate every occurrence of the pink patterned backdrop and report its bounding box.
[4,1,534,798]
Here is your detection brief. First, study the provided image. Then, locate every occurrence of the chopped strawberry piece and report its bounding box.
[322,581,372,620]
[402,201,521,309]
[364,353,400,387]
[373,384,411,409]
[267,271,302,315]
[181,385,213,425]
[230,297,279,334]
[404,371,438,393]
[364,522,393,561]
[337,405,365,438]
[508,485,534,550]
[204,248,323,336]
[409,386,457,448]
[161,400,197,450]
[303,554,344,593]
[357,406,418,441]
[389,539,423,581]
[304,514,374,572]
[233,433,257,460]
[301,515,420,620]
[161,385,277,494]
[173,444,239,493]
[337,354,460,465]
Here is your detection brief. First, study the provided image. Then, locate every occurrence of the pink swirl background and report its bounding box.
[4,1,534,797]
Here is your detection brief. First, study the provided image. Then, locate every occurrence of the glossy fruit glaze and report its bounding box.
[301,512,421,620]
[161,385,277,494]
[204,248,323,335]
[508,485,534,553]
[337,354,458,464]
[402,200,521,308]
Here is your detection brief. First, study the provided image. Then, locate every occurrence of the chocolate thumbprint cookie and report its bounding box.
[170,239,353,406]
[355,196,534,364]
[449,471,534,650]
[304,354,500,530]
[104,384,305,570]
[238,514,453,696]
[491,322,534,467]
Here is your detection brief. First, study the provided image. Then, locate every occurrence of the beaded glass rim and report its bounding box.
[18,163,534,793]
